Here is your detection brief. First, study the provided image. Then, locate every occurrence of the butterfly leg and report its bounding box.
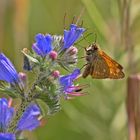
[80,63,89,70]
[82,64,91,78]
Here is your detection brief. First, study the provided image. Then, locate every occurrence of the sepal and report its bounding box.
[37,93,61,115]
[22,50,39,64]
[0,87,19,98]
[34,77,61,115]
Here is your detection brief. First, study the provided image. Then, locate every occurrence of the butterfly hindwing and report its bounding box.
[82,64,91,78]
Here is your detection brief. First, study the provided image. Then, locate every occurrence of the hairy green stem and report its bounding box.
[7,98,30,133]
[7,75,40,133]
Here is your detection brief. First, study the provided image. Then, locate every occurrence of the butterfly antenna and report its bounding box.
[75,7,85,25]
[84,47,88,52]
[63,12,67,30]
[75,33,93,53]
[83,32,92,44]
[94,33,97,44]
[76,32,93,45]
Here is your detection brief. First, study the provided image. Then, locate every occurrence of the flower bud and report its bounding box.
[18,72,27,81]
[18,72,27,89]
[67,46,78,55]
[49,51,58,60]
[52,70,60,78]
[23,48,29,54]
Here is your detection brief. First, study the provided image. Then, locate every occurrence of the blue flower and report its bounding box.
[0,133,15,140]
[60,69,85,97]
[0,53,19,83]
[0,98,41,133]
[32,33,53,57]
[0,98,14,132]
[63,24,85,49]
[17,104,40,131]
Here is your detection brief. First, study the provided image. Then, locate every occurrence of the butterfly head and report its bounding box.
[85,43,99,55]
[85,43,99,62]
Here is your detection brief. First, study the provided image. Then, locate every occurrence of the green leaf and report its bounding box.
[35,99,48,117]
[37,93,61,115]
[0,87,18,98]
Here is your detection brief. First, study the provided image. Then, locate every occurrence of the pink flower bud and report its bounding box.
[52,70,60,78]
[49,51,58,60]
[18,72,27,81]
[67,46,78,55]
[18,72,27,89]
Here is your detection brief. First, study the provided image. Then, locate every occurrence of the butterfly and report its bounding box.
[82,43,125,79]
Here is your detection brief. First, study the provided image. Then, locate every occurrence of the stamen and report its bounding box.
[67,92,86,96]
[75,32,93,45]
[8,98,13,107]
[38,115,43,121]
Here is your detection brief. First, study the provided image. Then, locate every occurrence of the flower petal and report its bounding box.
[63,24,85,49]
[0,98,14,131]
[59,69,81,94]
[0,133,16,140]
[32,33,53,57]
[32,43,44,56]
[0,53,19,83]
[17,104,40,131]
[71,69,80,79]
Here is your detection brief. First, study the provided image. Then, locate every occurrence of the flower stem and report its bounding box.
[7,75,41,133]
[7,98,30,133]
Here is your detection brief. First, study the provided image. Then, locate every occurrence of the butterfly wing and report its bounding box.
[98,51,125,79]
[90,54,110,79]
[82,64,92,78]
[90,50,125,79]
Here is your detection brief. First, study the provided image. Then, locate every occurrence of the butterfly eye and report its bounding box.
[94,47,98,50]
[91,43,98,51]
[92,45,98,51]
[86,50,92,55]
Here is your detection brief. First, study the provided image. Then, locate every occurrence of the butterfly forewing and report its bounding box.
[90,54,110,78]
[99,51,125,79]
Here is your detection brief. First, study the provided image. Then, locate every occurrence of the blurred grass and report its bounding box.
[0,0,140,140]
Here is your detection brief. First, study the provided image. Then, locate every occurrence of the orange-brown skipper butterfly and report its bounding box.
[82,43,125,79]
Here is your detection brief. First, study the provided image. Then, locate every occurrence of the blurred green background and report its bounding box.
[0,0,140,140]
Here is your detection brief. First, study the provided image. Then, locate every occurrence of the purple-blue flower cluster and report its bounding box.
[0,98,41,139]
[32,24,85,57]
[0,23,86,139]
